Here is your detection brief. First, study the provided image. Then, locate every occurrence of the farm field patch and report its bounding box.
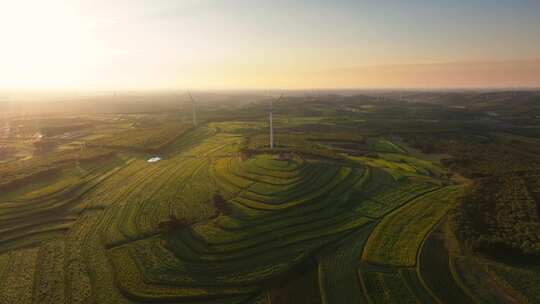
[2,91,537,303]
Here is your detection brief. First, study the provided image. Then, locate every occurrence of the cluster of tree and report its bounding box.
[450,176,540,257]
[159,194,231,233]
[405,134,540,177]
[158,214,194,232]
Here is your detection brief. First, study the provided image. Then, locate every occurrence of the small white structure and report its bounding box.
[147,157,162,163]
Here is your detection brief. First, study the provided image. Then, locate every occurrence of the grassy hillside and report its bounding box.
[1,91,539,303]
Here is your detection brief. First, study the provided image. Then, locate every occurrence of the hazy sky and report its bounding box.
[1,0,540,91]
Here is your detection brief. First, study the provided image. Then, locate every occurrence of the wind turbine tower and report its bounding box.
[188,91,197,126]
[268,94,283,150]
[269,98,274,149]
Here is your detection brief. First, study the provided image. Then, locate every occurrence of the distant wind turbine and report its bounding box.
[187,91,197,126]
[269,93,284,150]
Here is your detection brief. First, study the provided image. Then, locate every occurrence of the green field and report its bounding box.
[362,186,462,267]
[2,91,539,303]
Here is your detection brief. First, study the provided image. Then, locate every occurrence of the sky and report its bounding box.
[1,0,540,91]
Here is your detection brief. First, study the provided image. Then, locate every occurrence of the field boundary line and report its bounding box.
[357,269,375,304]
[360,186,447,266]
[318,261,329,304]
[398,268,426,304]
[448,256,483,304]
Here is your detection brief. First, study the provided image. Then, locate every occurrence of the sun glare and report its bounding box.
[0,1,97,89]
[0,1,538,91]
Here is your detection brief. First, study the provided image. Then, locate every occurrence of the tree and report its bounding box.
[213,193,231,215]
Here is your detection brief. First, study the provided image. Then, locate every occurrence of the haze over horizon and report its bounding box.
[1,0,540,91]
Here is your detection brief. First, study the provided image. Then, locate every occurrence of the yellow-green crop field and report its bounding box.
[1,108,537,304]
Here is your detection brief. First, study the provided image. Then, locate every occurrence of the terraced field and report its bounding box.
[108,151,377,302]
[0,155,127,254]
[362,186,462,267]
[0,119,508,304]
